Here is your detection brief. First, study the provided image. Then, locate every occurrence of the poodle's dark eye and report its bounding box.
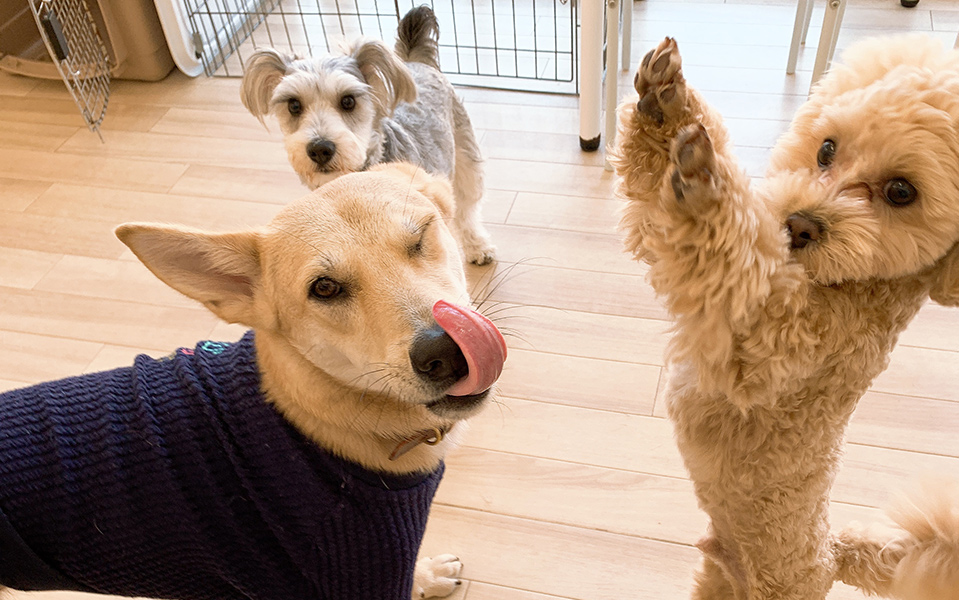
[817,139,837,169]
[340,95,356,112]
[287,98,302,116]
[309,277,343,300]
[883,178,918,206]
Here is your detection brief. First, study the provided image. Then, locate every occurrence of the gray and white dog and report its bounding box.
[241,5,495,265]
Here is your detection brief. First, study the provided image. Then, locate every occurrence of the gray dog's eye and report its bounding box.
[817,139,836,169]
[287,98,303,116]
[883,178,918,207]
[340,95,356,112]
[310,277,343,300]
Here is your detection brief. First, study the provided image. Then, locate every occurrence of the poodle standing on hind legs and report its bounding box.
[611,36,959,599]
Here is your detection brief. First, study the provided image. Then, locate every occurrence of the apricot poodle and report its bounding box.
[611,35,959,600]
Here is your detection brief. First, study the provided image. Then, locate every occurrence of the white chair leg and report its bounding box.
[621,0,632,71]
[811,0,846,88]
[604,0,620,170]
[787,0,811,74]
[955,29,959,49]
[800,0,814,45]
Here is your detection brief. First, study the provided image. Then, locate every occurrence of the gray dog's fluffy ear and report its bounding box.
[929,243,959,306]
[349,38,417,115]
[241,48,293,124]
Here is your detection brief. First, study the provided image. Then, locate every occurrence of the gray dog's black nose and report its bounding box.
[409,325,468,386]
[306,139,336,166]
[785,213,823,249]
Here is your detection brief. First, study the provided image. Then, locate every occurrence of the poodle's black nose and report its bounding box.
[409,324,468,386]
[786,213,823,249]
[306,139,336,166]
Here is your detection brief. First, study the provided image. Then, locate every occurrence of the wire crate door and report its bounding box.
[29,0,111,139]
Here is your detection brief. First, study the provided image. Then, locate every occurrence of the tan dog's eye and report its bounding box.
[340,95,356,112]
[288,98,303,116]
[409,219,432,257]
[310,277,343,300]
[409,239,423,257]
[883,179,918,207]
[817,139,836,169]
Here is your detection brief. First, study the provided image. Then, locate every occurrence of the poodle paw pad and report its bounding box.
[669,124,717,206]
[635,37,687,126]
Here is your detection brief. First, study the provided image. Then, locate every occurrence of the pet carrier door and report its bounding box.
[28,0,111,140]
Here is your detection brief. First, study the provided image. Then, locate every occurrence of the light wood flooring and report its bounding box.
[2,0,959,598]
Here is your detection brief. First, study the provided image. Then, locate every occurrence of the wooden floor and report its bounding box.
[2,0,959,598]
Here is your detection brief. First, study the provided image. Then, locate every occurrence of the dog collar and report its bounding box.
[389,425,450,461]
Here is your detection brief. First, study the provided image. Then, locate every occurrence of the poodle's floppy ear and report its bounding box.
[349,38,417,114]
[116,223,265,327]
[370,162,454,219]
[929,243,959,306]
[241,48,293,123]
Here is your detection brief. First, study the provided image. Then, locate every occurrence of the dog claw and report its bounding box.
[634,37,687,127]
[669,124,717,206]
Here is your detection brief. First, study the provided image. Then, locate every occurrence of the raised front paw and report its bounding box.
[412,554,463,599]
[669,124,718,207]
[635,37,687,126]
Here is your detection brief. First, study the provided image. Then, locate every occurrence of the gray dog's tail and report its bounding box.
[395,5,440,70]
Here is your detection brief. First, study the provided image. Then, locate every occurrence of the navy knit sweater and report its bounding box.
[0,331,443,600]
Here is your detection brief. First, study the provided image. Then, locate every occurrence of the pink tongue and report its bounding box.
[432,300,507,396]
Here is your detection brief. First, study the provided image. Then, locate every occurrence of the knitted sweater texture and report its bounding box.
[0,331,443,600]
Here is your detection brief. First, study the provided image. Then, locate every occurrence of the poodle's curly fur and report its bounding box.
[611,35,959,600]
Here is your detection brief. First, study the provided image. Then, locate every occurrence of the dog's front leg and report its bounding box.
[611,37,731,265]
[412,554,462,599]
[645,124,812,409]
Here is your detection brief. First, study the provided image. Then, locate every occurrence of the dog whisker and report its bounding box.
[494,327,533,349]
[470,258,541,311]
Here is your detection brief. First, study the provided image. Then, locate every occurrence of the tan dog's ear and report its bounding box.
[116,224,264,326]
[349,39,417,114]
[371,162,454,219]
[929,243,959,306]
[241,48,293,124]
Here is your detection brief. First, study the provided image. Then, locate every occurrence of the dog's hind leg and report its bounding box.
[450,96,496,266]
[691,558,739,600]
[833,479,959,600]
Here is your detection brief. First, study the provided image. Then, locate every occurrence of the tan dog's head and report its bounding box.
[116,163,505,472]
[764,34,959,302]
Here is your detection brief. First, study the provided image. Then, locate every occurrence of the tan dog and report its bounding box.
[611,36,959,599]
[0,163,506,600]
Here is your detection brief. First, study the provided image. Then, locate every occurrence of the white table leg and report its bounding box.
[579,0,604,151]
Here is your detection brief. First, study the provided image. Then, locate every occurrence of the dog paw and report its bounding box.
[460,233,496,266]
[465,246,496,266]
[669,124,717,207]
[635,37,687,127]
[412,554,463,599]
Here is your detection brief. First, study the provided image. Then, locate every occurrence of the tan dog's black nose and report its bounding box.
[306,139,336,166]
[786,213,823,249]
[410,325,469,386]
